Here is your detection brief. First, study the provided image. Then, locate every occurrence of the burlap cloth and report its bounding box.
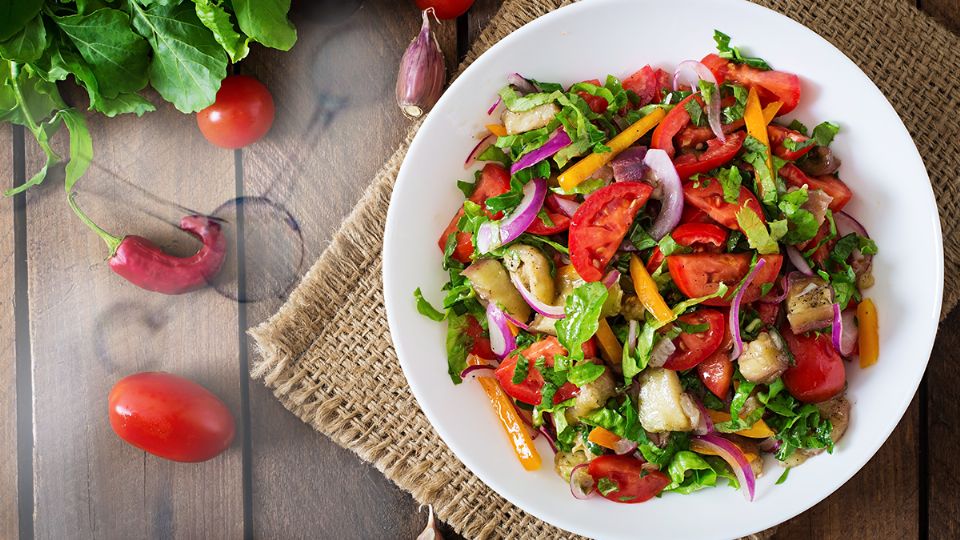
[249,0,957,537]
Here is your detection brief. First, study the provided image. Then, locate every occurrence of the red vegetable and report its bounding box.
[650,93,699,157]
[779,163,853,212]
[587,454,670,504]
[781,326,847,403]
[622,65,671,106]
[107,216,227,294]
[197,75,275,149]
[701,53,801,115]
[569,182,653,282]
[698,350,733,398]
[662,309,725,370]
[768,124,815,161]
[414,0,475,19]
[437,163,511,263]
[666,253,783,307]
[674,130,746,180]
[682,179,765,231]
[494,337,580,406]
[108,372,235,462]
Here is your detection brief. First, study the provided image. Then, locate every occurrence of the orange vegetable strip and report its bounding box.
[744,87,774,196]
[486,123,507,137]
[761,101,783,125]
[857,298,879,368]
[595,318,623,364]
[707,410,776,438]
[588,426,621,450]
[629,254,674,324]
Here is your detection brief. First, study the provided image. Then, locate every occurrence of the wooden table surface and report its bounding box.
[2,0,958,538]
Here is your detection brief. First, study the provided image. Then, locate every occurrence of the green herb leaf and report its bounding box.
[512,355,530,384]
[597,477,618,496]
[716,166,742,204]
[556,282,608,363]
[414,288,445,322]
[665,450,719,494]
[721,84,747,123]
[736,206,779,254]
[685,98,704,127]
[445,312,471,384]
[194,0,251,63]
[776,467,790,484]
[567,361,605,386]
[0,0,43,42]
[0,14,46,62]
[713,30,771,70]
[232,0,297,50]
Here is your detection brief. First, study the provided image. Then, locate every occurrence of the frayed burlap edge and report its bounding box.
[251,0,958,538]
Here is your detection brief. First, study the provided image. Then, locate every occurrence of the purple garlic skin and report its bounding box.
[396,9,447,118]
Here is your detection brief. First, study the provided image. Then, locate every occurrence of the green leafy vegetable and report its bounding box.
[665,450,720,494]
[556,282,608,364]
[566,361,606,386]
[722,84,747,123]
[736,206,780,254]
[445,312,471,384]
[776,467,790,484]
[783,121,840,152]
[512,355,530,384]
[194,0,251,63]
[741,135,778,205]
[713,30,771,70]
[597,477,618,496]
[414,288,445,322]
[232,0,297,51]
[716,166,742,204]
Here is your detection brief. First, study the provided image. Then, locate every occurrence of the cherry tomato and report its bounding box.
[701,54,801,115]
[526,193,571,235]
[587,455,671,504]
[781,326,846,403]
[622,65,671,106]
[437,163,512,263]
[415,0,474,19]
[674,131,747,181]
[494,337,581,406]
[197,75,275,149]
[779,163,852,212]
[108,372,235,462]
[663,309,725,370]
[650,94,699,157]
[666,253,783,307]
[576,79,609,114]
[465,315,495,359]
[682,179,765,231]
[697,350,733,399]
[767,125,815,162]
[671,223,728,252]
[569,182,653,282]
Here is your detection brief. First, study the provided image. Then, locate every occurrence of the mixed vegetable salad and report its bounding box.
[416,31,880,504]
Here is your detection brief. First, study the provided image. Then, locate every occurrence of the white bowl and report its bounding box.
[383,1,942,538]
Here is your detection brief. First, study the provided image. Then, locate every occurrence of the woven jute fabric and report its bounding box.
[250,0,957,537]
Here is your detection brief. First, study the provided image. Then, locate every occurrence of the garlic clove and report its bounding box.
[396,9,447,119]
[416,505,443,540]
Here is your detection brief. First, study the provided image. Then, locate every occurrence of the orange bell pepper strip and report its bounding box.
[744,87,774,198]
[486,123,507,137]
[707,410,776,438]
[558,107,666,191]
[468,355,541,471]
[629,254,674,324]
[595,318,623,365]
[761,101,783,125]
[588,426,621,450]
[690,437,760,464]
[857,298,879,368]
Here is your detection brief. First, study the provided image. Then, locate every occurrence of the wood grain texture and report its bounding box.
[927,309,960,538]
[1,125,19,539]
[922,0,960,31]
[238,1,458,537]
[23,92,244,538]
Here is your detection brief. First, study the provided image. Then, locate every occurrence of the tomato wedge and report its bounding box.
[781,326,846,403]
[569,182,653,282]
[622,65,671,106]
[674,131,747,181]
[587,455,671,504]
[697,350,733,399]
[677,119,745,150]
[650,94,699,157]
[576,78,609,114]
[663,309,725,370]
[768,124,815,161]
[701,54,801,115]
[671,223,728,252]
[666,253,783,306]
[494,337,580,406]
[465,315,495,360]
[682,179,765,231]
[779,163,852,212]
[526,193,572,235]
[437,163,511,263]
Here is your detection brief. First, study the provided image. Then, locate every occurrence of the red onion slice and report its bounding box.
[758,437,781,453]
[840,308,858,357]
[464,133,495,169]
[759,275,790,304]
[693,399,716,436]
[510,129,571,175]
[648,337,676,368]
[510,272,565,319]
[503,312,532,332]
[507,72,537,94]
[626,319,639,355]
[614,438,639,455]
[830,303,844,355]
[786,245,813,276]
[550,193,581,218]
[459,364,495,380]
[486,302,517,358]
[539,426,559,453]
[477,177,547,253]
[602,270,621,288]
[729,258,768,360]
[692,434,756,501]
[644,149,684,240]
[674,60,725,142]
[487,95,502,115]
[569,462,595,500]
[834,211,869,238]
[611,146,649,182]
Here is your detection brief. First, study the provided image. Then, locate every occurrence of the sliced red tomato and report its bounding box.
[680,206,717,226]
[650,93,699,157]
[437,163,512,263]
[622,65,671,106]
[671,223,728,252]
[674,131,747,181]
[577,78,609,114]
[677,119,745,150]
[779,163,852,212]
[569,182,653,282]
[666,253,783,307]
[756,302,780,326]
[663,309,725,370]
[682,179,765,231]
[767,124,815,161]
[701,54,801,115]
[798,219,836,267]
[587,455,671,504]
[781,326,846,403]
[465,315,495,360]
[526,192,572,235]
[697,350,733,399]
[493,336,583,406]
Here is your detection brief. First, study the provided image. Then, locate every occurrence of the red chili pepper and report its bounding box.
[68,194,226,294]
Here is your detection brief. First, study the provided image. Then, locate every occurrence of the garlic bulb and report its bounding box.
[396,9,447,118]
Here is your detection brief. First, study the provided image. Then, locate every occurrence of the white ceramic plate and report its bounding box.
[383,1,942,538]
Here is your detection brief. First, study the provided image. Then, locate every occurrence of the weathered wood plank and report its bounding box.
[927,310,960,538]
[24,92,244,538]
[239,1,454,537]
[921,0,960,31]
[1,124,19,540]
